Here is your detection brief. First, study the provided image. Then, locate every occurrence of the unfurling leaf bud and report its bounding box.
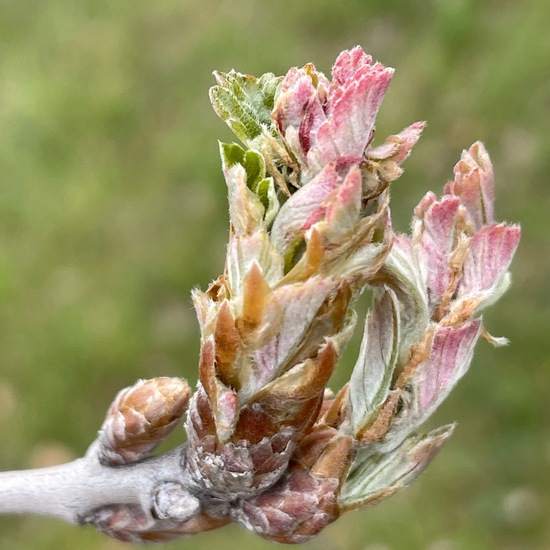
[87,46,520,544]
[179,46,519,542]
[97,377,191,466]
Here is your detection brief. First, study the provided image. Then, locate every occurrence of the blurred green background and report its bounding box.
[0,0,548,549]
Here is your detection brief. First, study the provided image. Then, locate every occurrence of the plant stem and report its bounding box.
[0,446,187,524]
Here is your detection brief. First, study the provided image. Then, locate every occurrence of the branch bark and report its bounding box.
[0,446,188,524]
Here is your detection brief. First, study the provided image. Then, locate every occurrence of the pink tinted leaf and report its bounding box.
[272,65,329,164]
[274,72,325,152]
[298,95,327,156]
[416,321,482,413]
[274,47,395,176]
[413,191,437,220]
[445,141,494,230]
[276,63,330,102]
[311,60,394,168]
[270,162,341,255]
[368,121,426,164]
[274,70,318,132]
[415,195,461,308]
[382,321,482,451]
[331,46,374,83]
[459,223,521,297]
[313,164,363,243]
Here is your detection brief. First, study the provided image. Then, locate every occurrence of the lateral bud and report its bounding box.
[97,377,192,466]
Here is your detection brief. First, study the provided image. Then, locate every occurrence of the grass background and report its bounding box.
[0,1,548,548]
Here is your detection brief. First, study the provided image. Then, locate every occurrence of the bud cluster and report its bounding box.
[88,47,520,543]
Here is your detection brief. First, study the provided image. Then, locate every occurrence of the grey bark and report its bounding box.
[0,445,191,524]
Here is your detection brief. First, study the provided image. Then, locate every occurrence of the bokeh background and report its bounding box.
[0,1,548,549]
